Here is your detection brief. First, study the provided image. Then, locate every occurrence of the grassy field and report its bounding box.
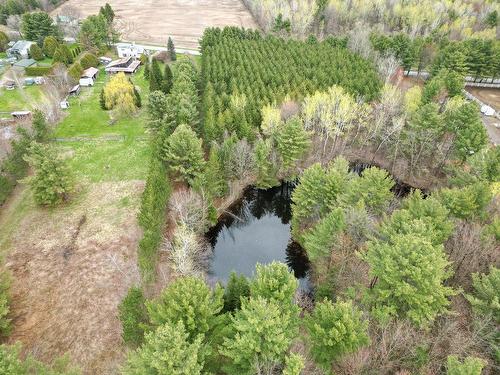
[0,85,46,112]
[53,67,151,182]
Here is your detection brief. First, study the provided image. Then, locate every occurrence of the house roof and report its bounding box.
[9,40,34,51]
[69,84,80,93]
[81,67,99,78]
[105,60,140,73]
[13,59,36,68]
[105,57,132,69]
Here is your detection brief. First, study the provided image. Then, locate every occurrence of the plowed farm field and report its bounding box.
[53,0,258,49]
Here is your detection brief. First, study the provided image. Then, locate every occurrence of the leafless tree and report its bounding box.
[169,189,209,233]
[6,15,22,39]
[165,225,209,276]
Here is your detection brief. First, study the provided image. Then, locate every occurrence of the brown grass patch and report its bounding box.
[3,180,144,374]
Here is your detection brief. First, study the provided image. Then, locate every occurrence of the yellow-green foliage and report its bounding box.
[103,72,136,114]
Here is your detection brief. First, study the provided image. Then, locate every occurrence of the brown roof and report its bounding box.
[105,59,140,73]
[81,67,99,78]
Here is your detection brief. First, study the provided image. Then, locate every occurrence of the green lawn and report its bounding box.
[0,85,46,112]
[53,66,151,182]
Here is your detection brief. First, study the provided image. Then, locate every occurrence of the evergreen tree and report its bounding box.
[162,124,206,185]
[466,266,500,323]
[21,11,59,42]
[79,52,99,70]
[133,86,142,108]
[339,167,395,215]
[446,355,485,375]
[42,36,58,58]
[274,117,310,174]
[363,232,455,327]
[149,59,163,92]
[203,145,227,198]
[167,36,177,61]
[119,287,148,347]
[32,110,48,142]
[162,64,173,94]
[0,271,10,338]
[249,262,298,312]
[99,88,107,110]
[303,208,345,261]
[68,62,83,81]
[305,299,369,371]
[143,62,150,80]
[0,31,8,52]
[123,321,207,375]
[99,3,115,24]
[29,43,43,60]
[223,271,250,312]
[438,182,492,220]
[146,91,168,131]
[221,297,298,375]
[146,276,223,340]
[254,138,278,188]
[22,143,74,206]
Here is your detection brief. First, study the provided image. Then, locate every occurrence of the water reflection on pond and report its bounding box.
[206,183,311,290]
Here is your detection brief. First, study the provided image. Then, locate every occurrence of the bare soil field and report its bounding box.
[1,181,144,374]
[53,0,258,49]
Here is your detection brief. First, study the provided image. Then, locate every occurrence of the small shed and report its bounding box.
[79,67,99,86]
[24,77,35,86]
[60,99,70,109]
[4,80,16,90]
[69,84,80,96]
[99,56,113,65]
[481,105,496,117]
[11,111,32,119]
[34,76,45,85]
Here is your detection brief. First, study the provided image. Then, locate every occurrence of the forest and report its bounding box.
[0,0,498,374]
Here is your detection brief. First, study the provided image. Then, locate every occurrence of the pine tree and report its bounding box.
[303,208,345,261]
[363,232,455,327]
[305,299,369,371]
[465,266,500,322]
[146,276,223,340]
[221,297,298,375]
[253,138,278,189]
[149,59,163,92]
[167,36,177,61]
[162,124,206,184]
[123,321,207,375]
[146,91,168,131]
[283,353,305,375]
[22,143,74,206]
[223,272,250,312]
[32,110,48,142]
[133,86,142,108]
[99,88,107,110]
[143,62,150,80]
[438,182,492,220]
[29,43,44,60]
[274,117,310,174]
[204,145,227,198]
[162,64,173,94]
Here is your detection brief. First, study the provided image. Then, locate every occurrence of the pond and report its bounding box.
[206,182,312,290]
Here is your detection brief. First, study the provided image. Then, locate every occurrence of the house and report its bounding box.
[105,56,141,74]
[116,42,144,58]
[79,67,99,86]
[12,59,36,72]
[69,84,80,96]
[7,40,35,59]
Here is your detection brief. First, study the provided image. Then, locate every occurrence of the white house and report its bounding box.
[6,40,35,59]
[79,67,99,86]
[116,42,144,58]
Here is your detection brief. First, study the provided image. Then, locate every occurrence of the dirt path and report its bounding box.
[52,0,258,49]
[3,181,144,374]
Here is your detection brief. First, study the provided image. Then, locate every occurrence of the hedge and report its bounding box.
[25,65,53,76]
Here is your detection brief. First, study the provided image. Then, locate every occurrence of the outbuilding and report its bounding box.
[69,84,80,96]
[79,67,99,86]
[6,40,35,59]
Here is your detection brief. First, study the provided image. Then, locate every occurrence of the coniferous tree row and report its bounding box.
[200,27,382,141]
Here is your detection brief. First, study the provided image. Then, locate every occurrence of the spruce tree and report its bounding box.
[146,91,168,131]
[204,145,227,198]
[22,143,74,206]
[223,272,250,312]
[43,36,58,58]
[143,62,150,80]
[162,64,173,94]
[167,36,177,61]
[253,138,278,189]
[149,59,163,92]
[100,88,107,110]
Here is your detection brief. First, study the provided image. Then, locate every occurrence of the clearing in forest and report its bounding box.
[52,0,258,49]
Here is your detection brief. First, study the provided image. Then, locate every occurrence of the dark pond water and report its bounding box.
[206,163,417,291]
[206,182,312,290]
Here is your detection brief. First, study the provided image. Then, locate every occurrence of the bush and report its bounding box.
[79,52,98,70]
[0,31,8,52]
[25,65,53,76]
[466,266,500,323]
[42,36,59,58]
[0,271,11,338]
[119,287,148,347]
[29,43,44,60]
[68,62,83,82]
[446,355,485,375]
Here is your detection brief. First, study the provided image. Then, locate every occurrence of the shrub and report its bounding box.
[0,271,11,338]
[446,355,485,375]
[25,65,53,76]
[119,287,148,346]
[29,43,44,60]
[43,36,59,57]
[68,62,83,82]
[466,266,500,323]
[79,52,98,70]
[0,31,8,52]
